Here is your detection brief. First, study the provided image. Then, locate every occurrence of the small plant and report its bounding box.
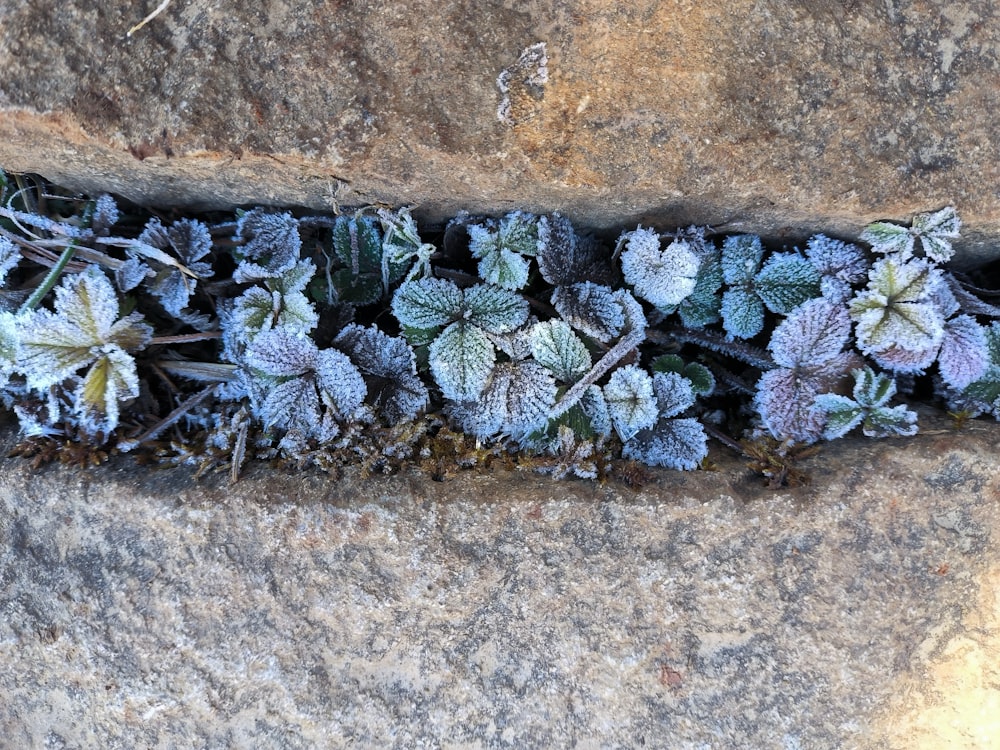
[0,173,996,482]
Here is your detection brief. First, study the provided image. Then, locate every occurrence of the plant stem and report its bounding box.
[17,241,78,314]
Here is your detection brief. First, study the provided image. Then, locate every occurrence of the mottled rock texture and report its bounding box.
[1,411,999,748]
[2,1,1000,264]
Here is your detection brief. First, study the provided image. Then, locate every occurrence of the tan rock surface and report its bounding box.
[2,2,1000,263]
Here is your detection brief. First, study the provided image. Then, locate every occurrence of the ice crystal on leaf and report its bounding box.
[0,236,19,287]
[467,211,542,290]
[333,324,429,424]
[137,217,214,317]
[392,278,528,401]
[720,235,821,339]
[223,260,318,357]
[17,266,152,434]
[529,319,591,382]
[621,372,707,470]
[937,315,989,390]
[619,227,699,309]
[536,213,610,287]
[450,361,555,441]
[551,282,631,343]
[849,256,946,372]
[651,354,715,396]
[378,207,436,282]
[604,364,659,441]
[959,322,1000,417]
[330,214,408,305]
[805,234,869,304]
[243,328,367,440]
[754,298,862,443]
[815,367,918,439]
[860,206,961,264]
[0,312,20,390]
[232,209,302,283]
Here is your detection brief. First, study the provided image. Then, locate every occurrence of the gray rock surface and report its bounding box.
[2,410,999,748]
[2,1,1000,264]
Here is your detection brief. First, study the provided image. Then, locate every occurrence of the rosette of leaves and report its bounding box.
[860,206,961,263]
[333,324,429,424]
[232,209,302,283]
[16,266,153,435]
[619,227,700,309]
[242,327,368,442]
[328,213,409,305]
[132,217,214,319]
[849,256,988,386]
[466,211,544,290]
[620,370,709,470]
[753,298,862,443]
[391,277,528,401]
[814,367,918,439]
[222,260,319,359]
[721,235,821,339]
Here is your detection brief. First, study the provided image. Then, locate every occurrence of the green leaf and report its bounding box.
[754,253,821,314]
[429,321,496,401]
[392,278,463,329]
[530,320,591,382]
[859,221,913,257]
[463,283,529,334]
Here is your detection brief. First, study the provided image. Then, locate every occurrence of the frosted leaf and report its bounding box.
[18,266,152,391]
[962,322,1000,412]
[0,236,19,287]
[530,319,591,382]
[315,348,367,417]
[754,368,831,444]
[429,321,495,401]
[676,247,723,328]
[331,213,404,304]
[869,343,940,374]
[74,344,140,435]
[580,384,612,438]
[620,228,699,308]
[334,324,428,423]
[233,209,301,283]
[392,277,462,330]
[0,312,18,389]
[650,354,715,396]
[850,257,945,357]
[815,368,917,439]
[604,364,658,441]
[652,371,696,418]
[91,194,120,235]
[256,377,320,435]
[451,361,555,441]
[937,315,989,390]
[379,207,436,281]
[721,235,764,284]
[768,298,851,369]
[754,253,821,314]
[463,283,529,334]
[805,235,869,304]
[115,257,149,293]
[537,213,610,286]
[552,282,626,343]
[721,287,765,340]
[225,280,318,355]
[244,328,317,378]
[911,206,961,263]
[467,212,541,290]
[622,418,707,470]
[859,222,914,259]
[138,217,215,316]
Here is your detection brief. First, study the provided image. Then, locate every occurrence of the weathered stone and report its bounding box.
[2,1,1000,265]
[1,411,999,747]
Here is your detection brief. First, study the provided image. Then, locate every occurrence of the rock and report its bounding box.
[2,1,1000,265]
[1,410,999,747]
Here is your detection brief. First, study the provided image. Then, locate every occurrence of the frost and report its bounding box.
[137,217,214,317]
[651,354,715,396]
[467,211,542,290]
[392,277,465,330]
[622,418,707,470]
[619,227,699,308]
[379,207,436,281]
[754,298,861,443]
[861,206,961,263]
[804,235,869,304]
[450,361,555,441]
[961,322,1000,416]
[850,256,946,368]
[604,365,659,441]
[675,240,723,328]
[537,213,609,286]
[232,209,301,283]
[330,213,407,305]
[529,319,591,382]
[815,368,918,439]
[551,282,627,343]
[754,253,823,314]
[429,322,496,402]
[937,315,989,390]
[0,236,20,287]
[334,324,429,423]
[223,260,318,356]
[17,267,152,434]
[0,312,20,390]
